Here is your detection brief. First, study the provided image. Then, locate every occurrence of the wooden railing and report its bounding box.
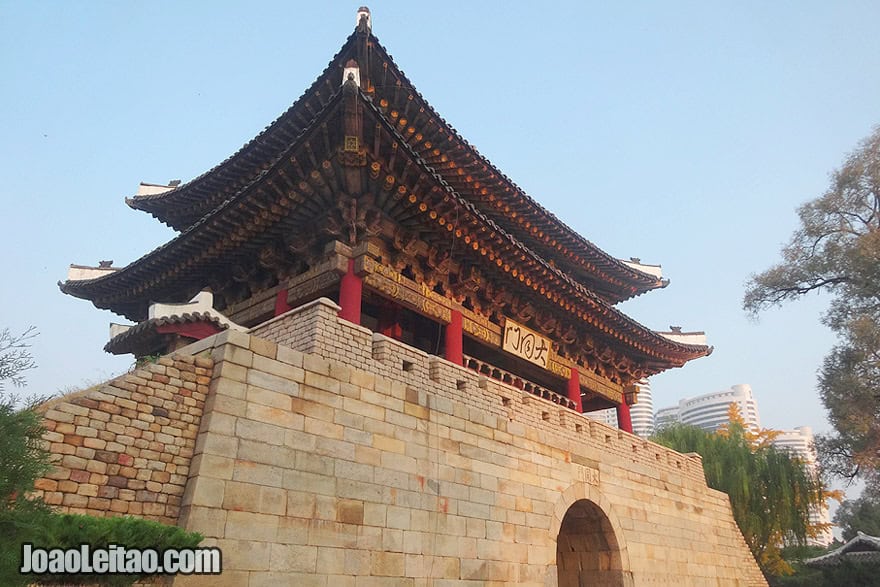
[462,354,577,410]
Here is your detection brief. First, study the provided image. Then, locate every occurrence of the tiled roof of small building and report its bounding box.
[104,312,229,356]
[804,532,880,567]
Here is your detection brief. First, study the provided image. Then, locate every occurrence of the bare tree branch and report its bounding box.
[0,327,37,391]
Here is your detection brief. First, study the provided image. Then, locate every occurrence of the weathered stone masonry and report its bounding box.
[37,298,766,585]
[33,355,211,524]
[180,298,765,586]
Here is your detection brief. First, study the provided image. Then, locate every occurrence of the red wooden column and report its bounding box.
[274,289,292,316]
[617,401,633,433]
[377,300,402,339]
[445,310,463,366]
[567,368,583,412]
[338,258,362,324]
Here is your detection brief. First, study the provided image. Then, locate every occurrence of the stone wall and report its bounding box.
[33,355,211,523]
[171,298,767,586]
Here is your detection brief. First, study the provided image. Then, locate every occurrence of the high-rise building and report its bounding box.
[587,381,655,438]
[771,427,834,547]
[629,381,655,437]
[656,384,761,434]
[655,405,681,430]
[585,407,619,428]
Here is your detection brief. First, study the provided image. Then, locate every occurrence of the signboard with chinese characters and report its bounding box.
[502,318,552,369]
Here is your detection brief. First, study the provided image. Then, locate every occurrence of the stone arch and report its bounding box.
[549,483,633,587]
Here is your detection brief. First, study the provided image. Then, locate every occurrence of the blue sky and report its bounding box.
[2,2,878,495]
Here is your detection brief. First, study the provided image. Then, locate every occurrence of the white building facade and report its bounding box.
[771,426,834,547]
[656,384,761,434]
[629,381,655,437]
[586,380,655,438]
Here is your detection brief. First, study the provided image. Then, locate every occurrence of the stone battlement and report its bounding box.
[251,298,708,489]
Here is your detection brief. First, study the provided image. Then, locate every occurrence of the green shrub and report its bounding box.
[2,509,203,586]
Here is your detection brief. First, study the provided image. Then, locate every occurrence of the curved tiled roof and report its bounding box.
[62,18,711,377]
[805,532,880,567]
[124,25,662,303]
[104,312,228,356]
[62,86,709,370]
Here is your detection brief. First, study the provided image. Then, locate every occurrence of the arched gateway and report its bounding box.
[551,485,633,587]
[557,499,628,587]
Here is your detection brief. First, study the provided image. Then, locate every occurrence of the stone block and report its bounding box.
[214,538,271,571]
[247,369,301,396]
[182,475,225,508]
[269,543,318,573]
[304,371,341,394]
[212,329,251,350]
[344,549,371,576]
[336,499,364,525]
[193,432,238,457]
[247,386,293,410]
[303,354,331,376]
[276,345,304,367]
[191,453,235,479]
[260,486,287,516]
[386,505,411,530]
[277,515,310,544]
[309,519,358,549]
[250,337,278,359]
[316,547,346,575]
[236,417,287,446]
[371,551,405,577]
[213,361,248,383]
[224,510,278,542]
[222,480,259,513]
[232,460,283,487]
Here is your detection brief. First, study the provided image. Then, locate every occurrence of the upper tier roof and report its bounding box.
[125,19,664,304]
[60,79,711,375]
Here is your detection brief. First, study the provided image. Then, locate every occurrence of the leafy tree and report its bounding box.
[717,402,782,448]
[833,490,880,541]
[769,544,829,587]
[0,394,51,513]
[744,126,880,490]
[653,417,826,578]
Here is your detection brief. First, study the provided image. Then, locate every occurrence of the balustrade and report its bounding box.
[462,353,578,410]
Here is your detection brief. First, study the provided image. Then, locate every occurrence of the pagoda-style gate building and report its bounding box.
[61,9,709,430]
[49,8,766,586]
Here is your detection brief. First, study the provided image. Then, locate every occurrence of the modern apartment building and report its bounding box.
[771,427,834,547]
[587,381,655,438]
[656,384,761,434]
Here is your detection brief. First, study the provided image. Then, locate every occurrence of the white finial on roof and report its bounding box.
[357,7,371,31]
[343,59,361,88]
